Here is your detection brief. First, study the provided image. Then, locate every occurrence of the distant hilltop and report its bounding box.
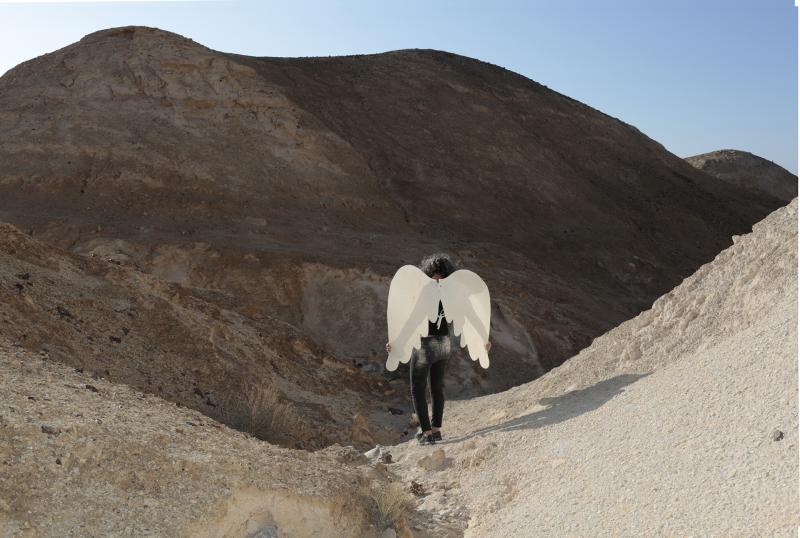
[686,149,797,203]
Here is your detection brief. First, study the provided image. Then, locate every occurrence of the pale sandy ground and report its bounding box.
[385,198,798,536]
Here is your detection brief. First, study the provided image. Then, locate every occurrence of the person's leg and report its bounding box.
[409,346,433,434]
[429,356,448,431]
[431,333,455,436]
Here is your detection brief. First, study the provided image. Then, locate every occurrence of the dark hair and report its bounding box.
[419,252,457,278]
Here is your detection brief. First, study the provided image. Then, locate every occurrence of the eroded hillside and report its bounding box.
[0,223,409,450]
[0,26,787,400]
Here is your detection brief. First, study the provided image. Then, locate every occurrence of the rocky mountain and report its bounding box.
[0,25,791,446]
[686,149,797,204]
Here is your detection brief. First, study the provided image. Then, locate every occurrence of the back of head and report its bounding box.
[419,252,457,278]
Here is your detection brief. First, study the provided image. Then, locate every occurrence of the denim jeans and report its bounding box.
[410,331,454,432]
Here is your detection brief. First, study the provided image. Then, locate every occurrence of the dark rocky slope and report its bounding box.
[0,26,785,411]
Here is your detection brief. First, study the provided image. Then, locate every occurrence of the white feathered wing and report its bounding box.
[385,265,440,371]
[440,269,491,368]
[386,265,492,371]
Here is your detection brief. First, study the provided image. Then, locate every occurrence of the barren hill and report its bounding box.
[686,148,797,204]
[0,25,787,404]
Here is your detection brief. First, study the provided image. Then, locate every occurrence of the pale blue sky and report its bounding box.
[1,0,796,173]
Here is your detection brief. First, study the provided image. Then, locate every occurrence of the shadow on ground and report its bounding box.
[442,373,651,444]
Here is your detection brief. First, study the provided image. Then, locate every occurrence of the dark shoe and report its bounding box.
[416,432,436,445]
[431,431,442,442]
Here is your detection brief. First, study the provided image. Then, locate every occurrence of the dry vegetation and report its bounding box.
[219,381,295,442]
[369,480,416,529]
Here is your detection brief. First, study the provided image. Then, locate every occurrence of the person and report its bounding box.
[385,253,491,445]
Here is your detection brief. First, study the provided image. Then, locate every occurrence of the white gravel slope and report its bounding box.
[389,199,798,536]
[463,286,797,536]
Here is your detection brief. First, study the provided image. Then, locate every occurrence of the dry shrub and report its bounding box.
[219,380,293,441]
[370,481,415,528]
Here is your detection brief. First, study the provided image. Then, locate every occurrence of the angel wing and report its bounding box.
[385,265,440,371]
[386,265,492,371]
[440,269,491,368]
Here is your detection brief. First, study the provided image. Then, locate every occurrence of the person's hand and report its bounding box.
[386,342,392,353]
[485,341,492,352]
